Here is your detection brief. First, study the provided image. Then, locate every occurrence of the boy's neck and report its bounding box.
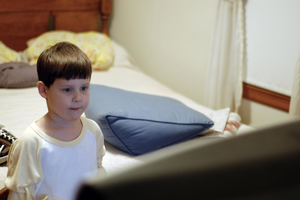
[36,114,83,141]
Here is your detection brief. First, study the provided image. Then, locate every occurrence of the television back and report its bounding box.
[77,118,300,200]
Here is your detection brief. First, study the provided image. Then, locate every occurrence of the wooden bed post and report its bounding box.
[100,0,113,36]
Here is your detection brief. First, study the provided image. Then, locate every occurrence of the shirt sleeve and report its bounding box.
[84,117,107,177]
[5,126,44,200]
[97,145,107,177]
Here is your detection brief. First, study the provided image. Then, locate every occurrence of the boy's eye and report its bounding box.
[63,88,72,92]
[81,86,88,91]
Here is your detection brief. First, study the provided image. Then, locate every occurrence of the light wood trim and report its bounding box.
[242,82,290,112]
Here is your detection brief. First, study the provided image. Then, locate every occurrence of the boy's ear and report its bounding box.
[37,81,48,98]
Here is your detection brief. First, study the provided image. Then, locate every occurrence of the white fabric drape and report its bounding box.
[289,54,300,117]
[204,0,244,112]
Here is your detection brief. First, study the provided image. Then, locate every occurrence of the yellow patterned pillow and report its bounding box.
[26,31,114,70]
[0,41,22,63]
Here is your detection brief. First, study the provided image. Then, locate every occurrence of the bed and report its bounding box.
[0,0,253,199]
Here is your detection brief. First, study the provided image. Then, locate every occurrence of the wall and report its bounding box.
[110,0,217,104]
[109,0,294,128]
[240,99,293,128]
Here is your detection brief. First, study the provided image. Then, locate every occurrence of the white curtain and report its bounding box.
[204,0,244,113]
[289,54,300,117]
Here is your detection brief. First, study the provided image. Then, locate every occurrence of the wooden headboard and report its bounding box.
[0,0,113,51]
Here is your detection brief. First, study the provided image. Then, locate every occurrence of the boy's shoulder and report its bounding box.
[81,116,98,128]
[81,116,102,136]
[18,123,42,142]
[10,122,42,154]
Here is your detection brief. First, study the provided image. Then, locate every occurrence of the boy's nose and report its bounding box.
[73,91,82,102]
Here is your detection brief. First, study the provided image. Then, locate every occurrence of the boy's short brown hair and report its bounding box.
[37,41,92,88]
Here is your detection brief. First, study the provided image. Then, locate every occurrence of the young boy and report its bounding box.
[5,42,106,200]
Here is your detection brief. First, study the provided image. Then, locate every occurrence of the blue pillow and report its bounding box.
[85,85,214,155]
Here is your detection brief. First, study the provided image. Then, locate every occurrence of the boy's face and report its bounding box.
[45,78,90,122]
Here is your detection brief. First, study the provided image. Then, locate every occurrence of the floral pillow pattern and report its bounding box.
[26,31,114,70]
[0,42,22,63]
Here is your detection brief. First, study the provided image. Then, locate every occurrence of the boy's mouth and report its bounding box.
[70,107,80,111]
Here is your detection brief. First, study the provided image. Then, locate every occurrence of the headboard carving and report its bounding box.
[0,0,113,51]
[100,0,113,35]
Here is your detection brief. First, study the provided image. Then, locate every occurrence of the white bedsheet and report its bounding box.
[0,41,254,190]
[0,66,253,189]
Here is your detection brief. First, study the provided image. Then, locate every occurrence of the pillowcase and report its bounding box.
[0,41,22,63]
[0,62,38,88]
[85,85,214,156]
[25,31,114,70]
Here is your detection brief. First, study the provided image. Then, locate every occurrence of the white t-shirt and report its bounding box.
[5,117,106,200]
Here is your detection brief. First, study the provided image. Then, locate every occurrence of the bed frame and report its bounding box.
[0,0,112,198]
[0,0,112,51]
